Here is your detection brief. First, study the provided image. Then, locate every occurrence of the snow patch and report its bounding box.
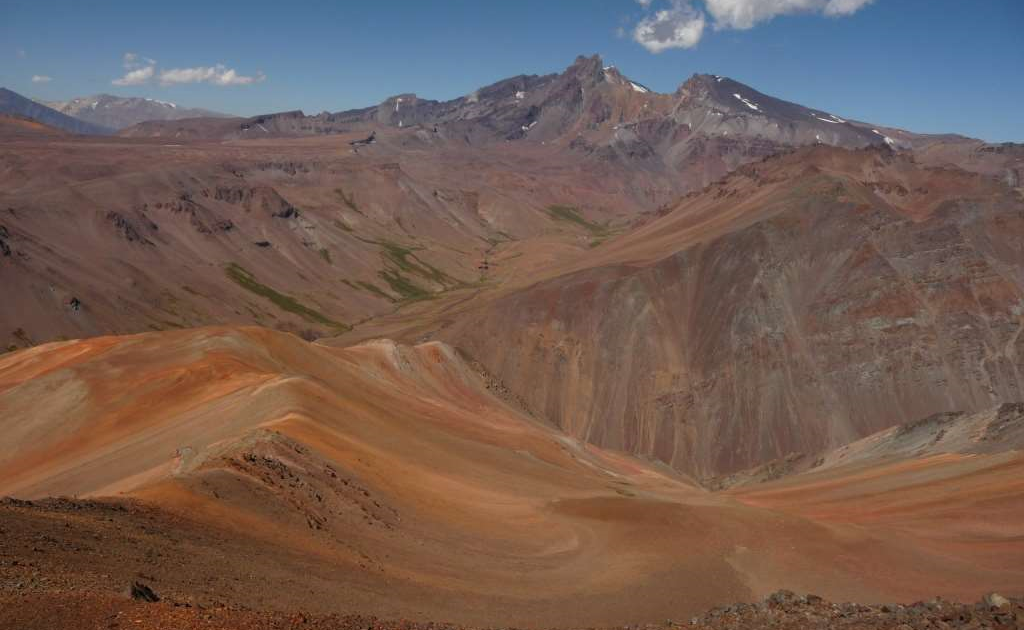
[515,90,525,100]
[394,97,403,113]
[733,93,760,112]
[257,124,269,133]
[813,113,846,124]
[630,81,649,93]
[521,120,537,132]
[873,129,897,147]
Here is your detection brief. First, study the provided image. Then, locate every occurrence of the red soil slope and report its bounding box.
[1,327,1021,627]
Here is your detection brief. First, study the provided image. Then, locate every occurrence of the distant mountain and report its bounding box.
[0,88,113,135]
[671,72,894,147]
[41,94,232,130]
[119,55,911,191]
[332,56,895,149]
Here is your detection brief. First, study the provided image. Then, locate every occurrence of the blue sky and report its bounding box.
[3,0,1022,141]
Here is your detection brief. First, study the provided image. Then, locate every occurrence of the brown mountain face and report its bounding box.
[400,146,1024,478]
[0,121,680,349]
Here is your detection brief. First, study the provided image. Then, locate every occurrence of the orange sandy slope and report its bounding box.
[0,326,1021,626]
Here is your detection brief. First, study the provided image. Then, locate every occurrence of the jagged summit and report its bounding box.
[564,53,606,81]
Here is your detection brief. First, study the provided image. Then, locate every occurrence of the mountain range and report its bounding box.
[1,53,1023,627]
[0,87,114,134]
[39,93,231,130]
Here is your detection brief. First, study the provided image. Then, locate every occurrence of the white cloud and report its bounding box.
[113,65,155,86]
[110,51,264,87]
[122,52,156,68]
[158,64,265,86]
[633,0,707,53]
[16,49,27,59]
[704,0,874,30]
[630,0,873,52]
[823,0,874,15]
[31,75,52,83]
[112,51,157,85]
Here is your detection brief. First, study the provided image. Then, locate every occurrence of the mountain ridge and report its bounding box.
[0,87,113,135]
[349,143,1024,478]
[40,93,232,130]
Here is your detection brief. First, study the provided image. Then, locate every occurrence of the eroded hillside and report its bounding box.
[380,146,1024,478]
[1,327,1021,626]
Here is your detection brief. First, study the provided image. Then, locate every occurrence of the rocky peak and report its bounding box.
[676,73,732,100]
[563,54,606,85]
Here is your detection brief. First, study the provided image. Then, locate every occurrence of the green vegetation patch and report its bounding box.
[343,278,394,302]
[334,188,363,215]
[356,281,393,301]
[378,269,431,301]
[546,205,612,237]
[376,239,451,284]
[225,263,347,330]
[352,237,460,302]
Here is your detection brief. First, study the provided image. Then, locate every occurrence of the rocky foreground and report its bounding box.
[2,588,1021,630]
[687,590,1022,630]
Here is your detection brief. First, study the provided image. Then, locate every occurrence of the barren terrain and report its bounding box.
[2,54,1023,629]
[1,328,1022,628]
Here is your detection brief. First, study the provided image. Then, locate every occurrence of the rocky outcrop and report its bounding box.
[0,225,11,257]
[688,590,1024,630]
[105,211,155,245]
